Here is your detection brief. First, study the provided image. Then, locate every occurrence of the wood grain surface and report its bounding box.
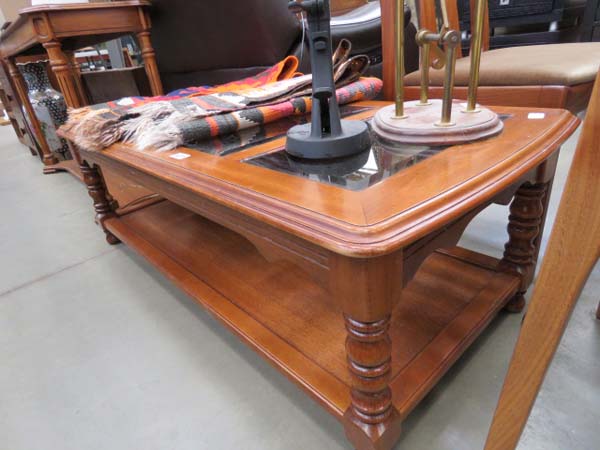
[72,101,577,450]
[484,71,600,450]
[69,102,578,256]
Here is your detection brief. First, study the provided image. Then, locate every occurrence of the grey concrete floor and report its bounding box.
[0,123,598,450]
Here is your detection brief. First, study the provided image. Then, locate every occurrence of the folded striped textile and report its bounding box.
[62,40,382,152]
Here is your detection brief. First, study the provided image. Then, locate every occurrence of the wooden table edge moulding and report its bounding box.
[0,0,162,178]
[61,101,579,450]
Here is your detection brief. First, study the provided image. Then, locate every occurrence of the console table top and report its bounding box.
[0,0,151,57]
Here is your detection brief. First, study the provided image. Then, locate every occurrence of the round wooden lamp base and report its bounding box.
[372,99,504,145]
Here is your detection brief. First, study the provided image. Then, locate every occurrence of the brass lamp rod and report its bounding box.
[415,29,438,106]
[394,0,407,119]
[437,30,460,126]
[417,31,446,70]
[466,0,486,112]
[419,42,431,106]
[439,0,451,31]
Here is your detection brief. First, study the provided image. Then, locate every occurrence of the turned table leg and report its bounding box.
[137,17,163,96]
[6,57,58,168]
[43,41,85,108]
[331,253,403,450]
[500,181,550,312]
[67,51,89,106]
[80,161,120,245]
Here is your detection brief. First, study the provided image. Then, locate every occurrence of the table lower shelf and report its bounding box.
[104,200,520,421]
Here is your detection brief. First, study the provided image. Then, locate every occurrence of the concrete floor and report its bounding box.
[0,123,598,450]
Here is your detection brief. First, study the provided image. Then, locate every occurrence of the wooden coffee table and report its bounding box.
[63,101,578,450]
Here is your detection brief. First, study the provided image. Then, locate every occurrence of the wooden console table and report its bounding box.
[63,102,577,450]
[0,0,163,177]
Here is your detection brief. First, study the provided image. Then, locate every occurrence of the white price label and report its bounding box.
[117,97,135,106]
[527,112,545,120]
[169,152,191,160]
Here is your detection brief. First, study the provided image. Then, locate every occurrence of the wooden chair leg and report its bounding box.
[484,70,600,450]
[485,250,597,450]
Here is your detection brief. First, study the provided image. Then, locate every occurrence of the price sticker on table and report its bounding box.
[528,112,546,120]
[169,152,191,160]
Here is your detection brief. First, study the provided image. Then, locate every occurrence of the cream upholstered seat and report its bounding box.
[388,0,600,113]
[405,43,600,87]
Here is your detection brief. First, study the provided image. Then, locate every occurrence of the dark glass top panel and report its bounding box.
[243,124,443,191]
[184,105,372,157]
[244,115,512,192]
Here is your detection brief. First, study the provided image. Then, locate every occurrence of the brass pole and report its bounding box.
[394,0,407,118]
[418,42,431,106]
[439,46,456,125]
[466,0,486,112]
[437,30,460,127]
[439,0,451,31]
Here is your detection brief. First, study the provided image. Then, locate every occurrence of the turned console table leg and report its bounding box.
[6,58,58,168]
[67,51,89,106]
[136,31,164,96]
[137,31,164,96]
[331,253,403,450]
[43,41,85,109]
[500,181,550,312]
[136,8,163,96]
[80,161,120,245]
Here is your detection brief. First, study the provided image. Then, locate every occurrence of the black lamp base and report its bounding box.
[285,120,371,160]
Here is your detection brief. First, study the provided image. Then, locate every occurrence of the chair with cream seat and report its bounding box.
[392,0,600,113]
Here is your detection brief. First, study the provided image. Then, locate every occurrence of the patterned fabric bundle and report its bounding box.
[62,40,382,152]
